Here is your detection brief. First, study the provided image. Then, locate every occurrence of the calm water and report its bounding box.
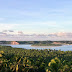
[1,44,72,51]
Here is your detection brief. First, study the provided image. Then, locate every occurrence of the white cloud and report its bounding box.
[0,23,18,31]
[0,31,72,41]
[0,21,57,31]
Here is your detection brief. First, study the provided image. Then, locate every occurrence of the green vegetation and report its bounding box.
[0,41,11,44]
[0,46,72,72]
[1,41,72,45]
[31,44,62,46]
[17,41,72,45]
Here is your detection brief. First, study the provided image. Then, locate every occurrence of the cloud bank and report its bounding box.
[0,30,72,41]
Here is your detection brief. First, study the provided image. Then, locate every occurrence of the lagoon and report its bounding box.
[1,44,72,51]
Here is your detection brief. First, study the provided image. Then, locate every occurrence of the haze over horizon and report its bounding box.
[0,0,72,41]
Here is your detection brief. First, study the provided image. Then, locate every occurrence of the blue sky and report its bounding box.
[0,0,72,34]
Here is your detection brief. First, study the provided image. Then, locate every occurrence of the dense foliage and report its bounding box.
[0,46,72,72]
[31,43,62,46]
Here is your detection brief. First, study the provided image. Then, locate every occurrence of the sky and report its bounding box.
[0,0,72,41]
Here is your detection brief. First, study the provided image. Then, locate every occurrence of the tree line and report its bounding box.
[0,46,72,72]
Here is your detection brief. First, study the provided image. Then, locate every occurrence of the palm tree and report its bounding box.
[48,57,61,72]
